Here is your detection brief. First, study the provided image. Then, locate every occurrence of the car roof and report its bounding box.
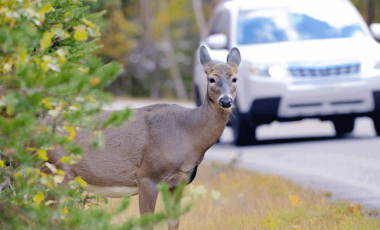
[226,0,350,10]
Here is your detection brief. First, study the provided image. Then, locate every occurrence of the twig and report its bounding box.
[0,177,16,196]
[82,192,88,210]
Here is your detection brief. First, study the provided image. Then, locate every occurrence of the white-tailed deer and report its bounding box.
[47,46,241,230]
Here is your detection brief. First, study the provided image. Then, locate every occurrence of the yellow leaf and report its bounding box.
[62,207,68,214]
[42,98,52,109]
[74,30,88,41]
[88,95,97,103]
[55,169,66,176]
[63,12,73,18]
[89,77,100,86]
[40,172,47,178]
[20,51,27,64]
[75,176,88,187]
[47,182,54,188]
[26,147,37,152]
[37,149,48,161]
[33,56,41,64]
[65,126,77,140]
[40,31,54,51]
[289,195,299,205]
[14,172,22,178]
[33,192,44,207]
[0,160,4,168]
[81,18,95,28]
[79,67,89,73]
[41,3,52,13]
[219,173,226,180]
[59,156,71,164]
[348,204,362,214]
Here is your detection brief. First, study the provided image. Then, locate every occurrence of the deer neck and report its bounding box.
[191,91,230,151]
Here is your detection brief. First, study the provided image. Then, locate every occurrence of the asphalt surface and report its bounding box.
[107,99,380,209]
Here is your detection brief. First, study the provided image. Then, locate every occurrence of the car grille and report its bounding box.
[289,63,361,77]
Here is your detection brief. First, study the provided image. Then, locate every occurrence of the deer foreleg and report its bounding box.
[137,178,159,216]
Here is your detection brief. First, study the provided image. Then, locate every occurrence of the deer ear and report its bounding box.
[199,46,216,75]
[227,47,241,73]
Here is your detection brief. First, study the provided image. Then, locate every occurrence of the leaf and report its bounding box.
[41,3,52,13]
[33,192,45,207]
[81,18,95,28]
[74,31,88,41]
[55,169,66,176]
[75,176,88,187]
[37,149,48,161]
[79,67,89,72]
[40,31,54,51]
[65,126,77,140]
[89,77,100,86]
[289,195,299,205]
[62,207,69,214]
[59,156,71,163]
[54,175,64,184]
[0,160,4,168]
[42,98,52,109]
[45,162,57,173]
[219,173,226,180]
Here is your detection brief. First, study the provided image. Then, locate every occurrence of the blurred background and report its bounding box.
[84,0,380,100]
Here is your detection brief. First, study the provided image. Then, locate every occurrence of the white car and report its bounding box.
[193,0,380,145]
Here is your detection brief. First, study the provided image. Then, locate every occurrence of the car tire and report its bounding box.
[232,109,257,146]
[332,117,355,136]
[372,114,380,136]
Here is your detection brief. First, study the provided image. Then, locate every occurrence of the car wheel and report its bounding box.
[372,114,380,136]
[332,117,355,136]
[232,109,257,146]
[193,83,202,107]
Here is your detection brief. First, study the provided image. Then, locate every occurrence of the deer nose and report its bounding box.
[219,96,233,108]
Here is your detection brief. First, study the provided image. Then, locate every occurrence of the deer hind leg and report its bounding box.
[167,187,182,230]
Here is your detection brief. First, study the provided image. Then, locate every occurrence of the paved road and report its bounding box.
[107,99,380,209]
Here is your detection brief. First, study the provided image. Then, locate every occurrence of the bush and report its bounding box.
[0,0,189,229]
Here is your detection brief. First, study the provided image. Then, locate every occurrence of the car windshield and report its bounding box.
[237,3,366,45]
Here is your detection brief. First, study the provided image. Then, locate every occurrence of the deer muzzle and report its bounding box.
[219,95,233,108]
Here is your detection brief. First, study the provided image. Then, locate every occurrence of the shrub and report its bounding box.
[0,0,188,229]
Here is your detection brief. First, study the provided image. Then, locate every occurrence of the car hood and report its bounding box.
[239,37,380,65]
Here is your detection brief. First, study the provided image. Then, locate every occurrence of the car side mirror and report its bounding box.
[206,33,228,49]
[370,23,380,41]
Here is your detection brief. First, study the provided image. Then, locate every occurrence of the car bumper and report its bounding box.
[239,74,380,123]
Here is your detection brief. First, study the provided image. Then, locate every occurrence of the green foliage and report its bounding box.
[0,0,188,229]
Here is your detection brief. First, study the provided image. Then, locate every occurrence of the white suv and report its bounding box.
[193,0,380,145]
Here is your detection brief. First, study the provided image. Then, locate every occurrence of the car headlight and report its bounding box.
[248,63,287,79]
[361,60,380,75]
[268,65,287,79]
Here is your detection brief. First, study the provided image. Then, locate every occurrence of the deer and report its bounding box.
[46,46,241,230]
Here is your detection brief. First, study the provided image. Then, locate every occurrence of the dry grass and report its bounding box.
[107,161,380,230]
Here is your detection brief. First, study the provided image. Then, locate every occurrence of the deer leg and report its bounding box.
[167,187,182,230]
[137,178,159,216]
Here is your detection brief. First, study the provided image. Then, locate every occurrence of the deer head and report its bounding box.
[199,46,241,110]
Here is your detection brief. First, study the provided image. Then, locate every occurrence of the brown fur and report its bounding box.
[46,46,241,230]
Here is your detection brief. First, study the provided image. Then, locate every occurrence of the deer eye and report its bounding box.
[232,78,238,83]
[209,78,215,83]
